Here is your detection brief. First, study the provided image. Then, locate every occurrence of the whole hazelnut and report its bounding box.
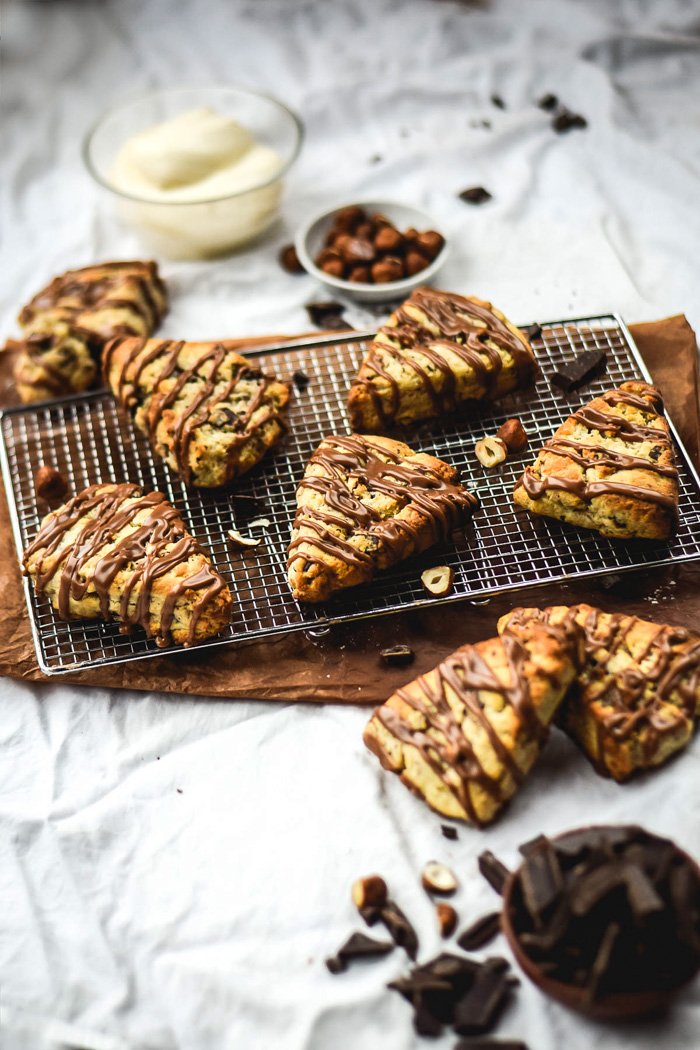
[436,902,458,938]
[371,256,404,283]
[405,249,430,276]
[314,247,343,268]
[404,227,419,242]
[333,204,365,233]
[348,265,371,283]
[370,212,392,228]
[355,221,374,240]
[278,244,304,274]
[341,237,375,263]
[374,226,403,253]
[35,465,68,504]
[334,233,354,256]
[320,257,346,278]
[352,874,388,911]
[415,230,445,260]
[496,417,529,452]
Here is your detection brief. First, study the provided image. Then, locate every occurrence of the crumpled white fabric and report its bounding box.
[1,0,699,1047]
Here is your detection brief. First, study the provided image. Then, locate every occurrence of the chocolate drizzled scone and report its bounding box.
[104,338,290,487]
[514,382,678,539]
[10,261,167,403]
[288,434,478,602]
[347,288,536,431]
[23,483,232,647]
[499,604,700,782]
[363,621,583,826]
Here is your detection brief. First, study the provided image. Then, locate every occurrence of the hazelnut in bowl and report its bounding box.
[294,201,449,303]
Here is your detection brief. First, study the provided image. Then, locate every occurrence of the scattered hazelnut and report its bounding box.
[352,874,388,911]
[227,528,261,548]
[278,243,304,274]
[348,265,371,283]
[320,258,345,278]
[414,230,444,260]
[405,249,430,276]
[420,565,454,598]
[495,417,529,452]
[475,436,508,469]
[34,466,68,503]
[436,902,458,938]
[421,861,459,896]
[374,226,403,253]
[371,256,404,283]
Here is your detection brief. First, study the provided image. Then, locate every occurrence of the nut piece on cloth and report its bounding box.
[23,482,233,647]
[287,433,478,602]
[498,603,700,781]
[9,260,167,403]
[363,620,583,826]
[347,288,536,432]
[104,337,290,487]
[514,381,679,540]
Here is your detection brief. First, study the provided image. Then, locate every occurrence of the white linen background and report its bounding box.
[1,0,700,1047]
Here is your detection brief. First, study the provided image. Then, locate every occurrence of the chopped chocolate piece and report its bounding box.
[414,1000,443,1037]
[459,186,493,205]
[378,899,419,960]
[325,931,394,974]
[491,94,506,109]
[522,322,542,341]
[537,93,559,112]
[552,107,588,133]
[585,921,620,1002]
[454,1041,529,1050]
[442,824,459,841]
[622,865,664,919]
[550,348,606,392]
[278,243,304,274]
[370,154,383,164]
[453,958,512,1036]
[292,369,309,390]
[379,644,415,667]
[568,861,627,917]
[519,838,564,926]
[305,301,353,331]
[478,851,510,895]
[457,912,502,951]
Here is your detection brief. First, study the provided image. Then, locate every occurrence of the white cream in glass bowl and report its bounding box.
[84,87,303,260]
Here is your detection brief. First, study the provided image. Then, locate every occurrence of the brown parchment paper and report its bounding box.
[1,315,698,702]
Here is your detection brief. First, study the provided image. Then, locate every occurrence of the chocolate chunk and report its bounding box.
[491,94,505,109]
[568,861,627,917]
[442,824,459,841]
[414,1000,443,1037]
[369,154,383,164]
[459,186,493,205]
[550,348,606,392]
[378,899,419,960]
[552,107,588,133]
[278,243,304,274]
[292,369,309,389]
[649,446,662,461]
[622,865,664,919]
[305,301,353,331]
[457,912,502,951]
[325,931,394,974]
[379,644,415,667]
[478,851,510,895]
[519,839,563,924]
[521,322,542,341]
[453,958,512,1036]
[454,1041,529,1050]
[537,93,559,112]
[585,921,620,1002]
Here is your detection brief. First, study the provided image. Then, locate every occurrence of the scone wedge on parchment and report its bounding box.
[499,604,700,782]
[363,619,583,826]
[514,381,679,539]
[23,483,233,647]
[287,434,478,602]
[104,338,290,487]
[347,287,536,432]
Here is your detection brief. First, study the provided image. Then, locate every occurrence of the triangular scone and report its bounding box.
[498,604,700,782]
[287,434,478,602]
[363,621,583,826]
[11,261,167,403]
[23,483,233,647]
[104,338,290,488]
[514,382,678,539]
[347,288,536,431]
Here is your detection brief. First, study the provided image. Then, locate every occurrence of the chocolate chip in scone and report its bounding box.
[380,645,415,667]
[305,301,353,331]
[292,369,310,390]
[552,107,588,133]
[457,911,502,951]
[537,93,559,112]
[491,94,506,109]
[441,824,458,841]
[278,243,304,274]
[649,446,663,461]
[478,851,511,895]
[550,349,606,392]
[326,931,394,974]
[459,186,493,205]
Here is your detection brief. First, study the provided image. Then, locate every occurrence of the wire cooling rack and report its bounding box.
[2,314,700,674]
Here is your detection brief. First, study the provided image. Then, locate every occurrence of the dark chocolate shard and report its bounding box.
[454,1041,529,1050]
[478,851,510,895]
[550,348,606,392]
[379,644,415,667]
[522,322,542,341]
[305,301,353,331]
[519,838,563,924]
[459,186,493,205]
[622,865,664,919]
[414,1000,443,1037]
[552,107,588,133]
[585,921,620,1002]
[453,958,512,1036]
[442,824,459,841]
[457,912,502,951]
[292,369,310,389]
[379,899,419,960]
[568,861,627,917]
[537,93,559,112]
[491,94,506,109]
[325,930,394,973]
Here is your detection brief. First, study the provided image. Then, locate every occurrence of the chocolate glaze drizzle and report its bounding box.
[103,339,283,485]
[519,384,677,512]
[288,435,478,581]
[23,483,228,647]
[354,288,535,427]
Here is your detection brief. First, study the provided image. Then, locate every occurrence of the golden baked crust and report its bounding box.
[287,434,478,602]
[11,261,167,403]
[104,338,290,488]
[513,382,678,539]
[498,603,700,782]
[23,483,232,647]
[363,622,582,826]
[347,287,535,431]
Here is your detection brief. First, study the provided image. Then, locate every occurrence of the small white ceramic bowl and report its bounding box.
[295,200,449,303]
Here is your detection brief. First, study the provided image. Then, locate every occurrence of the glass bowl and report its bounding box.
[84,86,303,260]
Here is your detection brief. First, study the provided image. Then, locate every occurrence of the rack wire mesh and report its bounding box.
[2,314,700,674]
